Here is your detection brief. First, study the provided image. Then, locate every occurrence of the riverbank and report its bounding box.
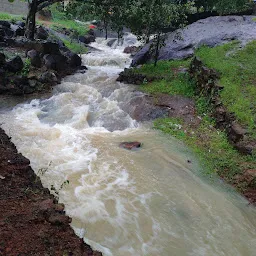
[0,127,102,255]
[119,41,256,205]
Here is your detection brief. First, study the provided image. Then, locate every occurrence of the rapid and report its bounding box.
[1,35,256,256]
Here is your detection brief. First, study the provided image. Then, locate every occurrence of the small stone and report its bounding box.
[5,56,24,72]
[54,203,65,212]
[48,214,71,225]
[119,141,141,150]
[39,199,54,212]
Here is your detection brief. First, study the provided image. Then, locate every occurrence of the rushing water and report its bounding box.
[1,36,256,256]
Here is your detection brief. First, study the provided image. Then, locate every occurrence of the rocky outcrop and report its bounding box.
[123,46,140,56]
[117,68,161,85]
[27,49,42,67]
[190,56,256,155]
[0,21,84,95]
[5,56,24,72]
[132,15,256,66]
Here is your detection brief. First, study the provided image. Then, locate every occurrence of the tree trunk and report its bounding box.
[105,25,108,40]
[103,19,108,40]
[25,0,37,40]
[154,32,161,67]
[145,27,151,44]
[117,28,123,45]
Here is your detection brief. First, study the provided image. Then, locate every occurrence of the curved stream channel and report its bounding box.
[1,37,256,256]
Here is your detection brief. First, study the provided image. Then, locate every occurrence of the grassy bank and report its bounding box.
[0,12,22,22]
[196,41,256,135]
[134,43,256,193]
[0,11,88,54]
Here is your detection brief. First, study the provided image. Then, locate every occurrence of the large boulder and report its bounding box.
[0,53,6,66]
[0,21,11,28]
[78,34,95,44]
[16,21,25,28]
[36,26,49,40]
[123,46,139,56]
[35,41,60,55]
[132,16,256,66]
[0,25,14,38]
[39,71,58,84]
[65,51,81,67]
[5,56,24,72]
[43,54,68,71]
[27,49,42,68]
[10,24,25,37]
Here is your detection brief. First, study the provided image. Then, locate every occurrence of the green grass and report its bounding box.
[196,41,256,133]
[135,59,194,97]
[134,59,190,77]
[0,12,23,22]
[50,19,88,37]
[154,115,255,185]
[62,39,87,54]
[141,74,195,97]
[48,3,89,36]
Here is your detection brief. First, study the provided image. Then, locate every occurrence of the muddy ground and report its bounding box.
[0,128,102,256]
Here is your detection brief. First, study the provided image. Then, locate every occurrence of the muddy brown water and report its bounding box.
[1,37,256,256]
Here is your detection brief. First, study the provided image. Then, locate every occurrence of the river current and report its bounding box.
[1,36,256,256]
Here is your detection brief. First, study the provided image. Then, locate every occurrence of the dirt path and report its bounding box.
[0,128,102,256]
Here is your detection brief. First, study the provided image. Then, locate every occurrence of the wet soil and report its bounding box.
[0,128,102,256]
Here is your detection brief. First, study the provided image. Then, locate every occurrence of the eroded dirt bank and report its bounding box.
[0,128,102,256]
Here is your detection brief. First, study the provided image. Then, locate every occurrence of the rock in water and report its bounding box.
[119,142,142,150]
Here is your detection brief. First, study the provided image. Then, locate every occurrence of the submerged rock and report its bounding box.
[119,141,142,150]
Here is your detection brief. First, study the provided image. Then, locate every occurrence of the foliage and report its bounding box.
[49,2,67,20]
[21,58,31,77]
[127,0,186,66]
[65,1,97,21]
[181,0,251,14]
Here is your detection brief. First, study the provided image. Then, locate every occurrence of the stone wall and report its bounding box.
[0,0,28,16]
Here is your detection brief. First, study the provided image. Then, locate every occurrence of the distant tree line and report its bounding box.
[8,0,252,65]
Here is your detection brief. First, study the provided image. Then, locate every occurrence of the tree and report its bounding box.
[88,0,113,39]
[26,0,63,39]
[109,0,129,44]
[127,0,186,66]
[9,0,63,40]
[181,0,250,13]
